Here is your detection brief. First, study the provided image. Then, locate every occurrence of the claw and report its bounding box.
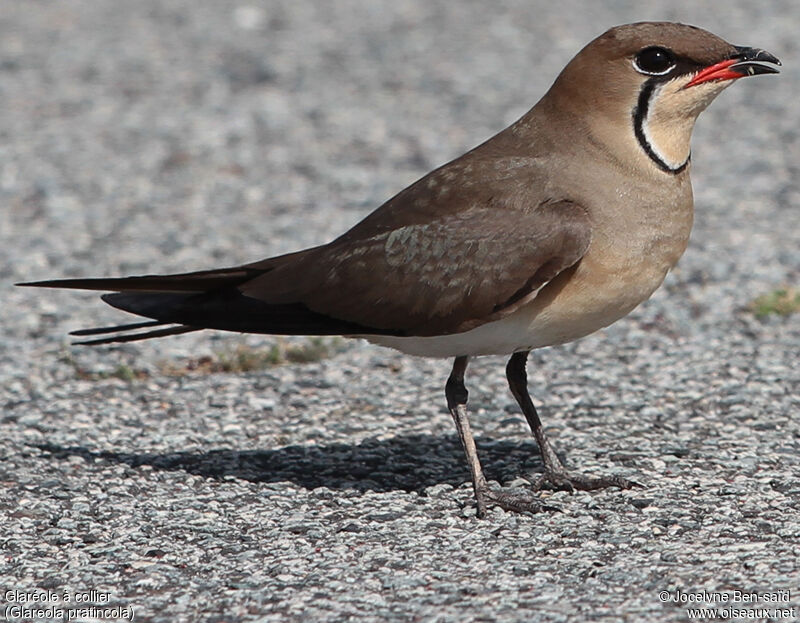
[474,483,560,517]
[532,470,642,492]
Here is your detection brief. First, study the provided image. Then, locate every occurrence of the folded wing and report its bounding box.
[243,200,591,336]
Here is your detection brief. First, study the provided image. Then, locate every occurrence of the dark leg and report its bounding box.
[506,351,639,491]
[446,356,554,517]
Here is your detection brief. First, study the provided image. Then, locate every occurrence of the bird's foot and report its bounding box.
[473,482,560,518]
[532,468,641,493]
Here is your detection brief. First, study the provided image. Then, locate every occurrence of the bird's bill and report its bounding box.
[685,47,781,88]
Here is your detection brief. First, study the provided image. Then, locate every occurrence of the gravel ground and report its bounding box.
[2,1,799,621]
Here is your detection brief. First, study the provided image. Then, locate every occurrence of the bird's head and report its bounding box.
[545,22,780,175]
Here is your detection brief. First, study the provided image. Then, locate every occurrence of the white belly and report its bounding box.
[365,310,572,358]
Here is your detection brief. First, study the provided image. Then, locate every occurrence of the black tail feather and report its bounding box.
[70,320,165,336]
[73,325,200,345]
[15,266,262,293]
[59,287,396,346]
[100,290,393,337]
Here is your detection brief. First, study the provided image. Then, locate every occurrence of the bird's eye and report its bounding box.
[633,47,676,76]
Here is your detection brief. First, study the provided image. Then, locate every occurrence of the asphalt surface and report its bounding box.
[2,1,799,621]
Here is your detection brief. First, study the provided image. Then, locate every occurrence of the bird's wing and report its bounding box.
[243,199,592,336]
[19,147,591,342]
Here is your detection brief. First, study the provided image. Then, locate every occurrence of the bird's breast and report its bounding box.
[511,189,695,348]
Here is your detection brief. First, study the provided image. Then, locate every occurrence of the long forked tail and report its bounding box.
[17,265,265,345]
[17,260,393,345]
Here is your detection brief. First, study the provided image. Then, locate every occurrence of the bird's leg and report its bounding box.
[506,351,639,491]
[446,357,490,517]
[446,356,554,517]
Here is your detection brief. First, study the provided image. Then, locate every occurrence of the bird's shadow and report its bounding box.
[33,435,543,493]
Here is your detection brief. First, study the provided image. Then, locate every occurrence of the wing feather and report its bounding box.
[242,200,591,336]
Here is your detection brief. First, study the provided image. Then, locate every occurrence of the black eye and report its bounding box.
[633,46,676,76]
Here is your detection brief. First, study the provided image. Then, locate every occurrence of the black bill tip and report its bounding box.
[731,45,781,77]
[733,45,781,66]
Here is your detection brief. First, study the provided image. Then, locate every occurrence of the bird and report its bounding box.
[19,22,780,517]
